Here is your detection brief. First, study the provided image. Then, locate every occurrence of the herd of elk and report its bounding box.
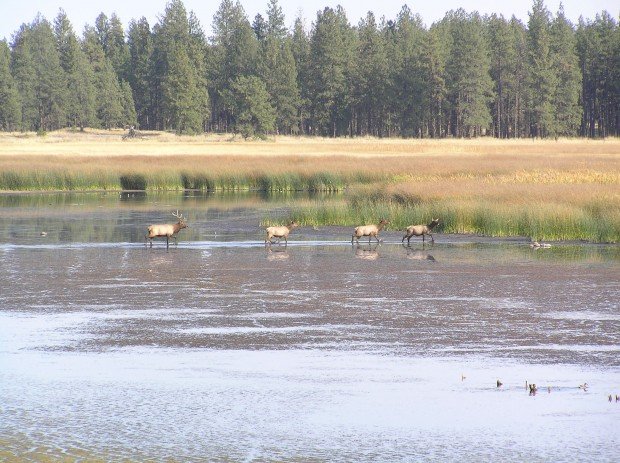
[144,212,446,248]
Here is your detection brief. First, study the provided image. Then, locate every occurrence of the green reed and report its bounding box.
[0,170,355,192]
[291,191,620,243]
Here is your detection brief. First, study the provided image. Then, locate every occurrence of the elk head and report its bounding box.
[172,210,188,230]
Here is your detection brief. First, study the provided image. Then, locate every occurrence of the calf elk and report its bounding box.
[146,210,188,248]
[402,218,439,245]
[352,219,389,244]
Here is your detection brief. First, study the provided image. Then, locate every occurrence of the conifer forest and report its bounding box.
[0,0,617,138]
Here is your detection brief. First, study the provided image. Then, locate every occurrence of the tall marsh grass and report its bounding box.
[293,187,620,242]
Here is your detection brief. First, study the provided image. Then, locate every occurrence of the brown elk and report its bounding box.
[351,219,389,244]
[402,218,439,245]
[145,210,188,248]
[265,221,299,245]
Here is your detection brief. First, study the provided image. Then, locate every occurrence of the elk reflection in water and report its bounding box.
[404,246,436,262]
[266,247,290,261]
[354,244,380,260]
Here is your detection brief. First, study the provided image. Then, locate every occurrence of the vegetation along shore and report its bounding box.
[1,130,618,243]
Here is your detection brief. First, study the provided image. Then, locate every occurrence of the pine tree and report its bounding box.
[120,80,137,127]
[422,28,447,137]
[210,0,259,131]
[162,44,201,133]
[549,5,581,137]
[94,13,130,81]
[127,17,153,129]
[11,17,66,131]
[386,6,427,137]
[83,26,124,128]
[352,12,389,136]
[187,11,210,132]
[307,7,356,136]
[526,0,556,137]
[576,12,618,137]
[54,9,96,129]
[507,18,528,137]
[443,10,493,137]
[10,24,37,130]
[226,75,276,138]
[291,16,310,134]
[252,14,267,42]
[0,40,21,130]
[487,14,513,137]
[18,16,68,131]
[151,0,208,133]
[259,0,300,134]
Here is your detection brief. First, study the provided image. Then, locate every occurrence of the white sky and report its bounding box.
[0,0,617,42]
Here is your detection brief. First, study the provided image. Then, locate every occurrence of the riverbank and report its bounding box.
[1,130,618,242]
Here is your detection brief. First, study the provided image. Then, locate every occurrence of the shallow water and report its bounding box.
[0,193,619,462]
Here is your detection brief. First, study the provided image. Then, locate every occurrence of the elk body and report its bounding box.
[402,218,440,245]
[265,221,298,245]
[351,219,389,244]
[146,211,188,248]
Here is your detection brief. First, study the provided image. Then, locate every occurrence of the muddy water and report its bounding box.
[0,193,619,462]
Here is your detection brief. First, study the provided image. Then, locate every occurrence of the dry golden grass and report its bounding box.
[1,128,619,158]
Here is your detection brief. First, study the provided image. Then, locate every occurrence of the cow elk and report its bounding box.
[146,210,188,248]
[265,221,299,245]
[351,219,389,244]
[402,218,440,245]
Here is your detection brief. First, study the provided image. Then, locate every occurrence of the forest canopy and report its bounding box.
[0,0,617,138]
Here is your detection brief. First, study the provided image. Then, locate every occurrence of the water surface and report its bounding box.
[1,193,619,462]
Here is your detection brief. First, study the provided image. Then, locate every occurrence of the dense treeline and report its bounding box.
[0,0,617,138]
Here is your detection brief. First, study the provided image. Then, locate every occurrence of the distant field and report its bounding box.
[1,129,619,242]
[1,128,619,157]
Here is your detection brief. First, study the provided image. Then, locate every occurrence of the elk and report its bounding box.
[351,219,389,244]
[145,210,188,248]
[402,218,440,245]
[265,221,299,245]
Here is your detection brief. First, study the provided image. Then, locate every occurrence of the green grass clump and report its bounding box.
[0,169,119,191]
[120,174,147,190]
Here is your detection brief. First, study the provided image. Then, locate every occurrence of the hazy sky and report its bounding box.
[1,0,617,41]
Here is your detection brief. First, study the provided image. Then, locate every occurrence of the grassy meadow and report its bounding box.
[1,129,619,242]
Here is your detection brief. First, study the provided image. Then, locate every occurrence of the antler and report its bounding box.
[172,210,186,221]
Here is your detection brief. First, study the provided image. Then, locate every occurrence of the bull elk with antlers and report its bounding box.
[145,210,188,248]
